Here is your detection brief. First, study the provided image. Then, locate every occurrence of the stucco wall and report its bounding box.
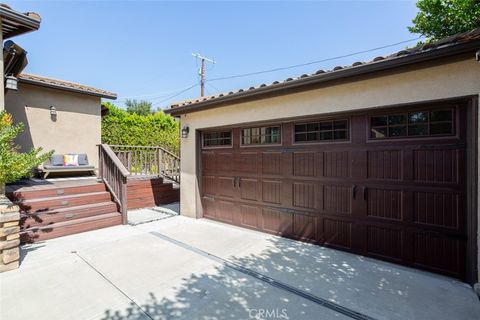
[5,83,102,168]
[177,56,480,281]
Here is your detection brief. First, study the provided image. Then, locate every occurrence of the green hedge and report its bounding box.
[101,103,179,155]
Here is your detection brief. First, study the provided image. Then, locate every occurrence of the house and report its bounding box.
[0,4,179,273]
[166,28,480,290]
[6,73,117,169]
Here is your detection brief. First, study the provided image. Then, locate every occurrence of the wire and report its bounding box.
[153,82,200,108]
[207,36,423,82]
[116,82,200,103]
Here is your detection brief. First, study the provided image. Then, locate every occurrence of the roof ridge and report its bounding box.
[169,27,480,109]
[18,73,117,99]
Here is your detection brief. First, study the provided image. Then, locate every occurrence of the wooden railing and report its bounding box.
[109,145,180,184]
[98,144,129,224]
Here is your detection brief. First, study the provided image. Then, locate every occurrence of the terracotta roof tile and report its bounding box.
[18,73,117,99]
[170,27,480,110]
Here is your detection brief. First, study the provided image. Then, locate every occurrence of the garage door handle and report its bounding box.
[238,177,241,188]
[352,185,357,199]
[363,187,368,201]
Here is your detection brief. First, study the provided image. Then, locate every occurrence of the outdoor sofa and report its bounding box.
[41,154,96,178]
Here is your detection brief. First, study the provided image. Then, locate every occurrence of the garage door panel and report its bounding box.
[367,150,403,180]
[293,152,317,177]
[413,148,462,184]
[322,218,352,250]
[202,176,216,195]
[202,196,216,219]
[413,232,465,277]
[367,188,403,221]
[292,182,317,209]
[217,177,236,198]
[366,225,403,261]
[238,152,260,173]
[202,151,216,171]
[216,152,234,172]
[323,151,350,178]
[322,184,352,215]
[240,178,260,201]
[216,200,236,223]
[293,214,317,242]
[262,180,282,204]
[413,191,463,229]
[261,208,293,236]
[240,205,260,229]
[262,152,282,175]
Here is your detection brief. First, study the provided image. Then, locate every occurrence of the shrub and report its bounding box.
[0,112,53,184]
[101,103,180,155]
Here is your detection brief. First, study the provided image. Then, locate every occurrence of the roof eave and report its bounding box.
[166,40,480,116]
[19,78,118,100]
[0,6,41,39]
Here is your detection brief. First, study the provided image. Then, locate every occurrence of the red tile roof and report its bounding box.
[19,73,117,99]
[168,28,480,114]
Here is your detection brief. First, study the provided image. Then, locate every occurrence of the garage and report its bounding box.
[200,100,470,280]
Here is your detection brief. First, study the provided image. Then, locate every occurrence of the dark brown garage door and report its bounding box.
[201,102,468,280]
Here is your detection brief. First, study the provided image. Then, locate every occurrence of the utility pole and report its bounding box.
[192,53,215,97]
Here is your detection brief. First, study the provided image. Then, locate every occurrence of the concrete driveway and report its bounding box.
[1,216,479,320]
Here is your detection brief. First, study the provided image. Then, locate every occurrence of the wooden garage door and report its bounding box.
[201,102,468,280]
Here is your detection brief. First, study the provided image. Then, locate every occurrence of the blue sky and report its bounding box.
[8,1,420,110]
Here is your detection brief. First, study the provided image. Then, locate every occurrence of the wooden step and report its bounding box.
[21,202,118,229]
[20,212,122,243]
[17,191,112,213]
[7,182,106,201]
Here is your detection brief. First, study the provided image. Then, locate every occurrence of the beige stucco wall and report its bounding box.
[5,83,102,168]
[178,56,480,281]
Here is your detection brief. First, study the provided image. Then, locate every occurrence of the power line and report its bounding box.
[153,82,200,108]
[116,82,200,103]
[207,36,423,82]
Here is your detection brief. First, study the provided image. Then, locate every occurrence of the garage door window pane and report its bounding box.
[389,126,407,137]
[242,126,281,145]
[295,119,349,142]
[370,108,454,139]
[388,115,407,125]
[408,124,428,136]
[203,131,232,147]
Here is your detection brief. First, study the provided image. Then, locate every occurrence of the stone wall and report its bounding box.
[0,194,20,272]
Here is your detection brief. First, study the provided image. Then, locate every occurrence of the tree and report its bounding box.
[125,99,153,116]
[0,112,52,187]
[409,0,480,41]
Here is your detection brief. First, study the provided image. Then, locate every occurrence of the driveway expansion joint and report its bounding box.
[148,231,378,320]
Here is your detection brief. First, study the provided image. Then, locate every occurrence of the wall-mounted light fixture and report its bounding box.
[181,126,190,138]
[50,106,57,122]
[5,75,18,91]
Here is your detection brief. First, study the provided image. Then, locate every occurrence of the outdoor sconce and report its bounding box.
[181,126,190,138]
[50,106,57,122]
[5,75,18,91]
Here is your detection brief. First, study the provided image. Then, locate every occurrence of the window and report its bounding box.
[294,119,348,142]
[203,131,232,147]
[242,126,281,145]
[370,109,454,139]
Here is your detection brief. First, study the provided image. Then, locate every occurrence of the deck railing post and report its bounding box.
[158,148,163,178]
